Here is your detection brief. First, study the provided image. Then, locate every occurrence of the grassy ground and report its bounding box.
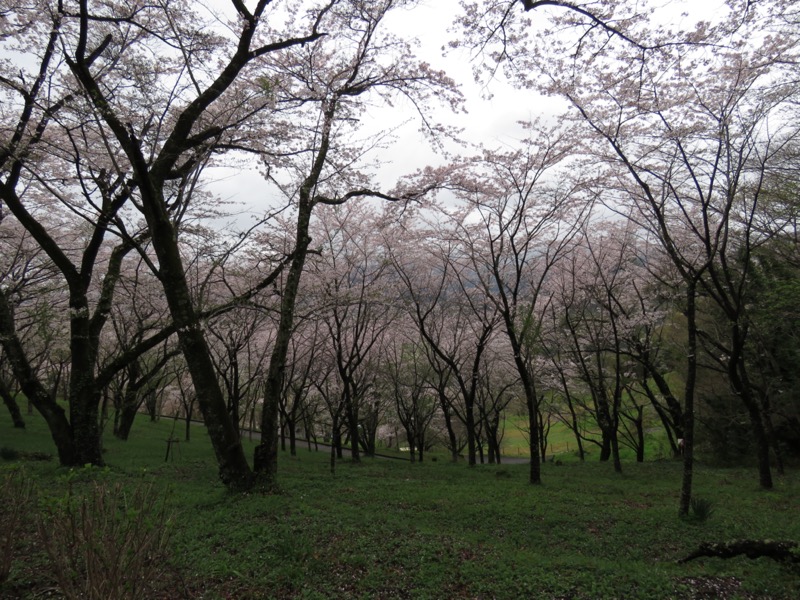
[500,412,675,462]
[2,411,799,599]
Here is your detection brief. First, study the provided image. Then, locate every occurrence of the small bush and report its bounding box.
[689,496,714,522]
[0,469,34,583]
[37,481,173,600]
[0,447,21,461]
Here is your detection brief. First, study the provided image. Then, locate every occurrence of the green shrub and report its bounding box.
[0,447,21,461]
[688,496,714,522]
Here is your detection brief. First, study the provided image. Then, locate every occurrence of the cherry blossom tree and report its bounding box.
[382,330,439,463]
[474,351,518,464]
[0,214,64,429]
[279,315,324,455]
[0,1,241,479]
[250,0,462,483]
[564,11,796,499]
[461,0,799,505]
[308,202,398,462]
[390,218,501,466]
[1,0,457,489]
[445,128,590,482]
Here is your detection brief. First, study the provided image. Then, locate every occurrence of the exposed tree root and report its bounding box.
[678,540,800,564]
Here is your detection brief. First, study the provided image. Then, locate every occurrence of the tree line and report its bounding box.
[1,0,798,514]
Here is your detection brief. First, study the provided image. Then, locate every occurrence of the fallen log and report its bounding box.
[678,540,800,564]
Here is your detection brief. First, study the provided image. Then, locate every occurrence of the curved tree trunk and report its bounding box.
[0,290,75,463]
[0,379,25,429]
[145,206,253,490]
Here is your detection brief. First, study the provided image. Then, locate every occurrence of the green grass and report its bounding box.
[2,409,799,599]
[501,409,677,462]
[501,413,588,458]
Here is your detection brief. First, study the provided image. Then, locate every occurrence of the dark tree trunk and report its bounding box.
[728,325,773,490]
[126,204,249,478]
[346,396,361,463]
[562,384,585,461]
[465,397,477,466]
[0,380,25,428]
[644,371,684,454]
[537,400,550,465]
[439,392,460,462]
[610,425,622,473]
[599,432,611,462]
[679,279,698,517]
[644,387,681,457]
[760,394,784,476]
[146,391,158,421]
[416,431,425,462]
[626,405,645,463]
[185,410,192,442]
[362,403,379,457]
[301,407,316,451]
[511,338,541,484]
[66,291,105,466]
[114,363,142,441]
[115,400,140,441]
[407,430,416,463]
[256,200,313,485]
[744,397,774,489]
[0,290,75,463]
[486,432,496,464]
[679,540,800,564]
[288,419,297,456]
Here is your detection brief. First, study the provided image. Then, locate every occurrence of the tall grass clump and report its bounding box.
[687,496,714,523]
[37,479,173,600]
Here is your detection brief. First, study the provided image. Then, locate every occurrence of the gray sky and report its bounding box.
[205,0,727,227]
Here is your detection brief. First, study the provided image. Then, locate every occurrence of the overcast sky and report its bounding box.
[206,0,552,226]
[206,0,726,228]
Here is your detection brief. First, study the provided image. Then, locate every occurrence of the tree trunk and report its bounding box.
[0,290,75,463]
[465,397,477,466]
[288,418,297,457]
[679,540,800,564]
[439,393,460,462]
[506,328,541,483]
[633,406,645,463]
[744,399,774,489]
[176,324,253,489]
[115,400,140,441]
[155,259,249,481]
[760,395,784,476]
[729,332,773,490]
[114,363,143,441]
[0,380,25,429]
[256,199,313,485]
[599,432,611,462]
[563,388,585,461]
[185,411,192,442]
[610,427,622,473]
[65,291,105,466]
[346,396,361,463]
[679,280,698,517]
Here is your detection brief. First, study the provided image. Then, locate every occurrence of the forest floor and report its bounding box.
[1,413,799,599]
